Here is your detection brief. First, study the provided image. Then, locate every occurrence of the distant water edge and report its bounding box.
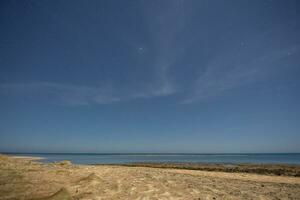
[3,153,300,165]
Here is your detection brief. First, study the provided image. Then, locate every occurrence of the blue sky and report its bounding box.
[0,0,300,153]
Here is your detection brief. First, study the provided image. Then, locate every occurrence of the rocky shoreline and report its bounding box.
[117,162,300,177]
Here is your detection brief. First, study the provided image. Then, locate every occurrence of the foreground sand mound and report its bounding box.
[37,188,73,200]
[76,172,101,183]
[72,172,120,199]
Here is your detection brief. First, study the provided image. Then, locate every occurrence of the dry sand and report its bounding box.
[10,156,45,161]
[1,155,300,200]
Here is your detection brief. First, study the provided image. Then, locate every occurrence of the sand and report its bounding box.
[1,155,300,200]
[10,156,45,161]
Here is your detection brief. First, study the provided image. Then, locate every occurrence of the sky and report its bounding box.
[0,0,300,153]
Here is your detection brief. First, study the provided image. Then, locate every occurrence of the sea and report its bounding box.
[4,153,300,165]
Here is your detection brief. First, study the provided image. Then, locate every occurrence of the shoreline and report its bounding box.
[1,154,300,199]
[3,154,300,177]
[9,155,45,161]
[115,162,300,177]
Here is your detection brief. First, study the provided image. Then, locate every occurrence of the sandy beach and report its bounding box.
[1,0,300,199]
[0,155,300,200]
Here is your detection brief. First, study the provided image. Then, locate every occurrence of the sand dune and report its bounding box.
[0,155,300,200]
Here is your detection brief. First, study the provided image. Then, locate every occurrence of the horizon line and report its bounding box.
[2,152,300,155]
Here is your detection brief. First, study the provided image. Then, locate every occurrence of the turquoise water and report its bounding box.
[5,153,300,165]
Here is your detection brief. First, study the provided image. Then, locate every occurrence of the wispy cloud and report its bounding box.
[182,35,300,104]
[2,2,298,106]
[139,0,187,97]
[2,42,297,106]
[0,81,178,106]
[0,2,189,106]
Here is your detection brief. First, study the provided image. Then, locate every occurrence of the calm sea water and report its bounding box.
[5,153,300,165]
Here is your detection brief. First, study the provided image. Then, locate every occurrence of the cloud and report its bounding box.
[3,2,298,106]
[138,0,188,97]
[182,37,300,104]
[0,81,177,106]
[0,1,187,106]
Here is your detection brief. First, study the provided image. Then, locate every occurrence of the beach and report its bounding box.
[1,155,300,199]
[1,0,300,198]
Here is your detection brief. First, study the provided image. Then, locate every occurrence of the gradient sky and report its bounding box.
[0,0,300,153]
